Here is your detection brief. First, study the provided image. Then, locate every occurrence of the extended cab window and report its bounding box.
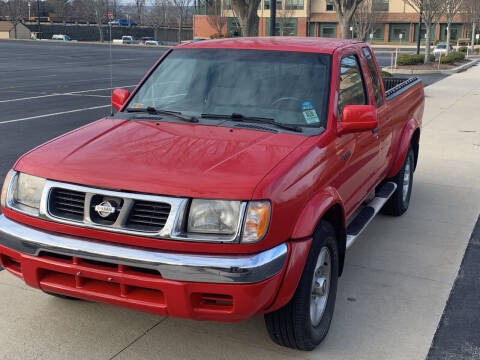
[338,55,367,120]
[362,47,383,107]
[126,49,331,128]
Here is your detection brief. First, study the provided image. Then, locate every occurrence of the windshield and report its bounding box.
[437,45,446,49]
[126,49,331,127]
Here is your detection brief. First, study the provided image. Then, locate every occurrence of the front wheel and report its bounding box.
[264,220,339,350]
[382,146,415,216]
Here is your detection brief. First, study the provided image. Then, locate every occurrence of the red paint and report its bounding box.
[2,38,424,320]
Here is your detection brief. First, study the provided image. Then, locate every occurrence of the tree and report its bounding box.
[332,0,366,39]
[404,0,445,64]
[5,0,27,38]
[172,0,192,42]
[135,0,145,24]
[231,0,261,36]
[46,0,70,21]
[353,0,384,41]
[444,0,463,54]
[147,0,169,27]
[276,3,295,36]
[463,0,480,51]
[206,0,227,36]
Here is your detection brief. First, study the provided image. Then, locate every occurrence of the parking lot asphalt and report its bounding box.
[0,40,479,360]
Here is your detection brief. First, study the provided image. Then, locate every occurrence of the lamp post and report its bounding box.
[350,26,353,39]
[28,2,31,20]
[416,5,422,55]
[37,0,40,33]
[270,0,277,36]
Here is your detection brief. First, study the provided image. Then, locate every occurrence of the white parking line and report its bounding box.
[0,85,136,103]
[0,105,110,125]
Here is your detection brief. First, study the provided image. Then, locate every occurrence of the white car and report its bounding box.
[145,40,162,46]
[433,43,454,55]
[51,34,73,41]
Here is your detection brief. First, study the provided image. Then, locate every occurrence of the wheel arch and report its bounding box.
[387,119,421,178]
[291,187,347,277]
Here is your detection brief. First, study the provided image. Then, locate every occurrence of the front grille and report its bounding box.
[49,188,86,221]
[43,181,182,238]
[126,200,171,232]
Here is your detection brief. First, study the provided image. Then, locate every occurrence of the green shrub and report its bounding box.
[381,70,392,77]
[397,54,424,65]
[459,46,468,53]
[438,51,465,64]
[396,53,435,66]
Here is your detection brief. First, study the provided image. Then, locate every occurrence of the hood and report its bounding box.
[15,118,307,199]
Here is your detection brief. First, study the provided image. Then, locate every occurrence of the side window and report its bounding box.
[362,47,383,107]
[338,55,367,120]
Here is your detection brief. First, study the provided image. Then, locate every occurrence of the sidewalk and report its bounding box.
[0,66,479,360]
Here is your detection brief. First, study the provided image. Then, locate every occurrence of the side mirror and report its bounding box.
[337,105,378,136]
[112,89,131,111]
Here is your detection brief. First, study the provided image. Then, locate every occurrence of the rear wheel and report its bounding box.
[382,146,414,216]
[264,220,339,350]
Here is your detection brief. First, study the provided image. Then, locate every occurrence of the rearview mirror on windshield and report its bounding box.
[112,89,131,111]
[337,105,378,136]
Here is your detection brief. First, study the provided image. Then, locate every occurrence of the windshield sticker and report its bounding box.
[301,101,314,111]
[132,103,144,109]
[301,102,320,124]
[303,109,320,124]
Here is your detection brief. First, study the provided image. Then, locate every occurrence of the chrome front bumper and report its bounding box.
[0,214,287,284]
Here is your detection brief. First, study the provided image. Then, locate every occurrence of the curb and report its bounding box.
[382,58,480,75]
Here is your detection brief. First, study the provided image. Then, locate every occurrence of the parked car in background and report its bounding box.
[51,34,73,41]
[0,38,424,351]
[139,37,155,44]
[145,40,162,46]
[433,43,453,55]
[112,35,139,44]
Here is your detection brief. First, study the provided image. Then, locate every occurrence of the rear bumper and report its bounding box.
[0,214,288,321]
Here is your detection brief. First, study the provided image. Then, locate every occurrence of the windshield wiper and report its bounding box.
[201,113,302,132]
[126,107,198,123]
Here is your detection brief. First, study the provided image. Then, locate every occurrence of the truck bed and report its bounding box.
[383,76,421,101]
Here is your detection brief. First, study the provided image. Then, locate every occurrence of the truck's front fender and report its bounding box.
[387,118,421,178]
[291,186,346,239]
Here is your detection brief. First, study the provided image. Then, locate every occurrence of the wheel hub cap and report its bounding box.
[310,247,331,327]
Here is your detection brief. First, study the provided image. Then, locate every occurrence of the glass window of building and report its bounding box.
[319,23,337,38]
[389,23,410,42]
[326,0,334,11]
[285,0,303,10]
[373,0,389,11]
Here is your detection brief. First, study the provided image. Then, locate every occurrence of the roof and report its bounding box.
[179,37,364,54]
[0,21,14,32]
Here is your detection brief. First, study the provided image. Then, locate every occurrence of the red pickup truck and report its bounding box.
[0,38,424,350]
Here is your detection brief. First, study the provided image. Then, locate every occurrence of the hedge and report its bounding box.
[396,53,435,66]
[438,51,465,64]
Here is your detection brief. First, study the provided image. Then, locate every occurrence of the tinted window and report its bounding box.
[338,55,367,119]
[127,49,331,127]
[362,47,383,107]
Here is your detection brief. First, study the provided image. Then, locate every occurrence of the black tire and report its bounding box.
[382,146,415,216]
[43,291,82,300]
[264,220,339,351]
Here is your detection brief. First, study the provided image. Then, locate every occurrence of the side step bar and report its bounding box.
[346,182,397,249]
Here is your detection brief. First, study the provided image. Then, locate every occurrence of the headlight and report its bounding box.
[6,173,46,215]
[241,201,271,243]
[188,199,242,235]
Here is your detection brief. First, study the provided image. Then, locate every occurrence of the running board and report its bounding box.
[346,182,397,250]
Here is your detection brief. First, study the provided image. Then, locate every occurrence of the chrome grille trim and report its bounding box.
[37,180,247,243]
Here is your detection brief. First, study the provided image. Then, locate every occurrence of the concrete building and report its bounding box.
[0,21,31,40]
[193,0,471,43]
